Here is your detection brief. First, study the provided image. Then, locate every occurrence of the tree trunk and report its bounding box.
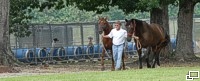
[175,0,197,61]
[150,4,172,59]
[0,0,10,65]
[0,0,19,66]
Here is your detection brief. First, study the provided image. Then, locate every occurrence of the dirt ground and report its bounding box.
[0,54,200,78]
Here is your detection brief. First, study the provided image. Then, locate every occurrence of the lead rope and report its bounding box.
[136,38,142,50]
[132,34,142,50]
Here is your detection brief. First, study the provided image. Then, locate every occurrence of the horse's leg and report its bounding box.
[151,47,156,68]
[152,47,162,68]
[122,51,125,70]
[152,48,162,68]
[156,48,162,66]
[146,47,151,68]
[156,53,160,66]
[152,53,157,68]
[138,49,143,69]
[101,49,105,71]
[111,50,115,71]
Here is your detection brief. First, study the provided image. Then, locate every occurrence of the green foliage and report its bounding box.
[111,0,177,14]
[169,3,200,19]
[137,0,160,10]
[28,3,200,24]
[168,4,179,18]
[112,0,140,14]
[29,6,150,24]
[194,3,200,17]
[30,6,97,23]
[72,0,111,14]
[10,0,40,37]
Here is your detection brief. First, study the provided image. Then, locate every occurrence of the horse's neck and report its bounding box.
[104,24,112,35]
[135,21,149,36]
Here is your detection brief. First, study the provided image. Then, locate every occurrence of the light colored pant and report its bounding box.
[112,44,124,70]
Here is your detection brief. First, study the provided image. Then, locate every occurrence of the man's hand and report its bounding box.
[133,36,139,40]
[102,35,110,38]
[101,35,104,38]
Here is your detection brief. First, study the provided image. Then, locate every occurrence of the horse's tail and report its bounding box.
[162,32,170,47]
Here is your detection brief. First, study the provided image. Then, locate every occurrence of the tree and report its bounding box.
[149,0,176,58]
[0,0,17,66]
[175,0,200,61]
[0,0,52,66]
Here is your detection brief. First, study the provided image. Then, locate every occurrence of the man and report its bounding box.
[102,21,127,70]
[49,38,59,62]
[52,38,59,47]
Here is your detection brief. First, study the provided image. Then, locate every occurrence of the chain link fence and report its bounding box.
[10,18,200,64]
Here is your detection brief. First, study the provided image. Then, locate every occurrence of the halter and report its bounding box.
[132,20,136,35]
[127,20,136,36]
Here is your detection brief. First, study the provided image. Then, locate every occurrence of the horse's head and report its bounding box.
[98,17,109,34]
[125,19,136,42]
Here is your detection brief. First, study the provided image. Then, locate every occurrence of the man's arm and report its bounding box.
[102,29,113,38]
[102,35,110,38]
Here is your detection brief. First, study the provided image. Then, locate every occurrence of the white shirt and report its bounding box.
[52,41,57,47]
[108,28,127,45]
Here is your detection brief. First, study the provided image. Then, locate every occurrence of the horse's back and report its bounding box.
[149,23,165,39]
[149,23,169,48]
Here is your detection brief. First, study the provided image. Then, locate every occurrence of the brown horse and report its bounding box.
[125,18,170,69]
[98,17,125,71]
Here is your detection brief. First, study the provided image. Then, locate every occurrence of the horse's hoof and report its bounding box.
[101,67,105,71]
[152,66,155,68]
[147,65,151,68]
[125,66,130,70]
[115,68,121,71]
[111,68,115,71]
[139,67,142,69]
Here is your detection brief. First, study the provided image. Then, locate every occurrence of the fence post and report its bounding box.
[80,23,84,46]
[95,22,99,44]
[32,24,37,64]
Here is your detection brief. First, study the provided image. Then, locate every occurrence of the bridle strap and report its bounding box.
[131,20,136,35]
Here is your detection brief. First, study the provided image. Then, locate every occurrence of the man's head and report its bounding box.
[53,38,59,42]
[114,21,121,30]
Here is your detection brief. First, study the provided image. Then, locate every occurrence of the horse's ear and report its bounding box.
[125,19,128,22]
[98,16,101,20]
[105,17,108,20]
[131,19,134,22]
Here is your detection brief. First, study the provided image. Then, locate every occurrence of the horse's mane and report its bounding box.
[131,18,147,34]
[132,18,147,26]
[103,20,113,35]
[107,23,113,29]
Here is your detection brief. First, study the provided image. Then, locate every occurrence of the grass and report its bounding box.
[1,66,200,81]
